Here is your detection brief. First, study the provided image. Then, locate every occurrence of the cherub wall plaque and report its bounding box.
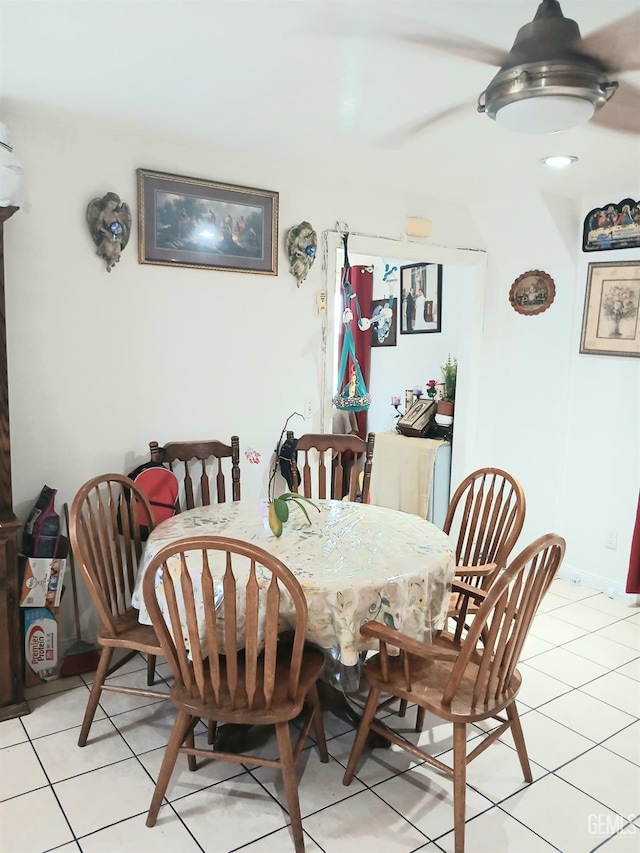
[86,192,131,272]
[285,220,317,286]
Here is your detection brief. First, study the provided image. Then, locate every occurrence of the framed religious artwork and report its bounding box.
[399,263,442,335]
[396,398,438,437]
[579,261,640,358]
[582,198,640,253]
[137,169,278,274]
[508,270,556,316]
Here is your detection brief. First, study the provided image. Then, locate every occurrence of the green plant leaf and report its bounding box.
[274,497,289,523]
[287,498,314,525]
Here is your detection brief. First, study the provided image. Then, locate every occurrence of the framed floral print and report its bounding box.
[579,261,640,358]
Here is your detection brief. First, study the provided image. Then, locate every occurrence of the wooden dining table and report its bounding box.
[131,498,455,694]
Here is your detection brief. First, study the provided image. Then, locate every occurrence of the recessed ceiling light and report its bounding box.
[541,155,579,169]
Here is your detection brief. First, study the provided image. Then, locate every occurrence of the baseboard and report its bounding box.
[558,563,640,604]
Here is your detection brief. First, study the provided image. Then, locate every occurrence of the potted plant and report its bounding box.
[437,355,457,417]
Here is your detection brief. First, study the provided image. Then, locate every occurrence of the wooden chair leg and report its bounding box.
[507,702,532,782]
[453,723,467,853]
[78,646,113,747]
[185,718,198,772]
[307,682,328,763]
[415,705,426,733]
[275,722,305,853]
[146,654,157,686]
[342,686,380,786]
[146,710,194,827]
[398,699,408,717]
[207,719,217,746]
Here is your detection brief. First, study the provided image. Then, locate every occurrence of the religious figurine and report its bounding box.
[86,192,131,272]
[285,220,317,287]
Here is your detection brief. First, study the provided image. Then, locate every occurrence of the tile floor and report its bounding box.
[1,578,638,853]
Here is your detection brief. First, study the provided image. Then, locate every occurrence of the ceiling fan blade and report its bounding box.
[573,10,640,72]
[591,80,640,134]
[396,31,508,68]
[378,101,475,149]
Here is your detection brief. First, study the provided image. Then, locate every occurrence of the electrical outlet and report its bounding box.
[304,401,313,419]
[316,291,327,316]
[605,531,618,550]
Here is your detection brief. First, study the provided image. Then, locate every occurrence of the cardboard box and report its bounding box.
[20,558,66,608]
[23,607,59,683]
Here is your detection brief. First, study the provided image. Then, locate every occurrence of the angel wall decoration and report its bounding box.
[86,191,131,272]
[285,220,317,287]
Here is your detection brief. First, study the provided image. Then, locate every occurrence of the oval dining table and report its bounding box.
[131,498,455,747]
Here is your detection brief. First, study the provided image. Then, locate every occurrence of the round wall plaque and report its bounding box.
[509,270,556,316]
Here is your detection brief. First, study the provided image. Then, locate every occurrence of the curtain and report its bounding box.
[337,265,373,438]
[625,491,640,594]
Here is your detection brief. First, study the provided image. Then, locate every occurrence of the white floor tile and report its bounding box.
[53,756,157,838]
[615,658,640,682]
[437,738,547,804]
[564,634,639,669]
[302,788,429,852]
[0,716,27,748]
[515,664,573,708]
[556,745,640,818]
[581,595,640,620]
[0,740,48,800]
[0,786,73,851]
[594,823,640,852]
[24,675,86,700]
[500,773,621,853]
[596,621,640,651]
[600,721,640,766]
[529,613,589,644]
[253,750,365,817]
[580,671,640,718]
[537,690,635,743]
[519,634,555,661]
[524,647,610,688]
[171,775,290,852]
[241,825,324,851]
[372,761,493,841]
[137,739,247,801]
[32,717,133,783]
[552,602,621,632]
[109,699,177,754]
[94,671,170,717]
[437,805,556,852]
[537,592,573,613]
[625,611,640,625]
[517,709,595,771]
[21,685,98,740]
[551,579,600,602]
[78,803,202,852]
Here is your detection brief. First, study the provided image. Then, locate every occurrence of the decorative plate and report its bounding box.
[509,270,556,316]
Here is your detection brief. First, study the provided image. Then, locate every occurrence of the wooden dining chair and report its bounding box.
[142,535,328,853]
[343,532,566,853]
[444,467,526,643]
[288,431,375,502]
[69,474,167,747]
[149,437,241,511]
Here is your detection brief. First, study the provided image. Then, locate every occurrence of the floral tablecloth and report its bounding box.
[132,500,454,689]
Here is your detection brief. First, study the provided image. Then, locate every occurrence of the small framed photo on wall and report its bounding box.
[399,263,442,335]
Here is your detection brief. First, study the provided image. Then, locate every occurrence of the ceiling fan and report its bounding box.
[379,0,640,142]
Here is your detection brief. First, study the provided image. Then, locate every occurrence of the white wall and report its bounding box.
[469,191,640,594]
[2,104,480,644]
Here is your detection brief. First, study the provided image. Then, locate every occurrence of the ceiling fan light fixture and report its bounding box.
[541,154,578,168]
[495,94,595,133]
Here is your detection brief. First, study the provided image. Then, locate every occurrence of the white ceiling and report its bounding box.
[2,0,639,203]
